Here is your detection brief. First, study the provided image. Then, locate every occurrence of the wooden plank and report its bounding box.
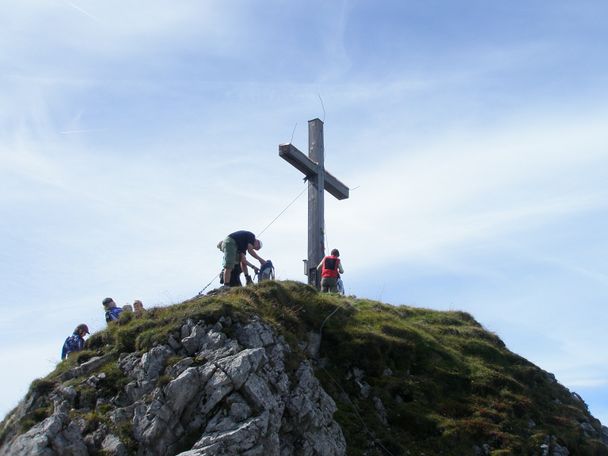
[308,119,325,288]
[279,144,349,200]
[325,171,349,200]
[279,144,316,177]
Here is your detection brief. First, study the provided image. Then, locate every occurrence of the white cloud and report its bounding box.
[0,1,242,57]
[329,107,608,272]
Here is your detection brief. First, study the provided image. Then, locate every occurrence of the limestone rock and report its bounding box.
[0,316,346,456]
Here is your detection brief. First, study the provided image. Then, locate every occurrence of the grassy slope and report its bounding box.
[2,281,606,455]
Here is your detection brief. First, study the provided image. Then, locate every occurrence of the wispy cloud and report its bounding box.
[59,0,102,24]
[330,106,608,270]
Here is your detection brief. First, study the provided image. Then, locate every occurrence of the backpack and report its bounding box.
[258,260,275,283]
[105,306,123,323]
[219,263,243,287]
[336,277,345,295]
[61,334,84,360]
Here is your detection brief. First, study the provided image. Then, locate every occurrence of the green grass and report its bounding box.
[2,280,606,455]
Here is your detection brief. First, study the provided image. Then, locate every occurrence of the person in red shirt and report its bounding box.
[317,248,344,293]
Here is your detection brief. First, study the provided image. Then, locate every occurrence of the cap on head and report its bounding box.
[76,323,89,335]
[102,297,114,307]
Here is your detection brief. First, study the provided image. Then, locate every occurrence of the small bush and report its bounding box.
[29,378,55,396]
[75,350,96,364]
[158,375,171,387]
[96,362,129,399]
[116,421,138,452]
[18,406,51,433]
[86,331,112,350]
[75,386,97,410]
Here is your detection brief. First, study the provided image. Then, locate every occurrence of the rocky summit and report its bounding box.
[1,281,607,455]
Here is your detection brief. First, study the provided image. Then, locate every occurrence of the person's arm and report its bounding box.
[317,258,324,271]
[338,262,344,274]
[245,259,260,274]
[247,244,265,265]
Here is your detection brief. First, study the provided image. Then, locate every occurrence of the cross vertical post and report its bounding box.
[308,119,325,287]
[279,118,349,288]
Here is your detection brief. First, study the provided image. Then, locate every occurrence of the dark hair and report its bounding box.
[102,297,114,306]
[75,323,89,334]
[331,249,340,257]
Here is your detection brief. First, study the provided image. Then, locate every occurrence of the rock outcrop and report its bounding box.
[0,316,345,455]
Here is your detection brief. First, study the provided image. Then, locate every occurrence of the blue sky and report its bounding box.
[1,0,607,426]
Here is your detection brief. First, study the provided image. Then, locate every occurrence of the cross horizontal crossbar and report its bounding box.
[279,143,349,200]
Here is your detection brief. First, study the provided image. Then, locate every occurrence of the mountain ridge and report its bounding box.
[1,281,606,455]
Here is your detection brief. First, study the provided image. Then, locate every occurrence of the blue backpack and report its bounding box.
[105,307,123,323]
[258,260,275,282]
[61,334,84,360]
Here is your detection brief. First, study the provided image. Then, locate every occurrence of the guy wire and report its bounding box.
[290,123,298,144]
[318,93,326,123]
[258,183,308,236]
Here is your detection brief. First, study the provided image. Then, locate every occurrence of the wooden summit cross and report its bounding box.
[279,118,349,288]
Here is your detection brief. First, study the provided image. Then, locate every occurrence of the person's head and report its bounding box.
[102,297,116,309]
[75,323,89,336]
[122,304,133,312]
[133,300,144,315]
[331,248,340,257]
[254,239,263,250]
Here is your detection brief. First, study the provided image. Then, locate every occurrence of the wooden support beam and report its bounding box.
[279,145,349,200]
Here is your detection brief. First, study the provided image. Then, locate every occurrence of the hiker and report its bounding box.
[218,230,265,286]
[133,300,145,317]
[122,304,133,312]
[102,297,123,323]
[61,323,89,360]
[317,248,344,293]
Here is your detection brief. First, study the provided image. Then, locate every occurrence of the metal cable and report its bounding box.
[258,184,308,236]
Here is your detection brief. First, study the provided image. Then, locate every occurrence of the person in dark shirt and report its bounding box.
[218,230,265,286]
